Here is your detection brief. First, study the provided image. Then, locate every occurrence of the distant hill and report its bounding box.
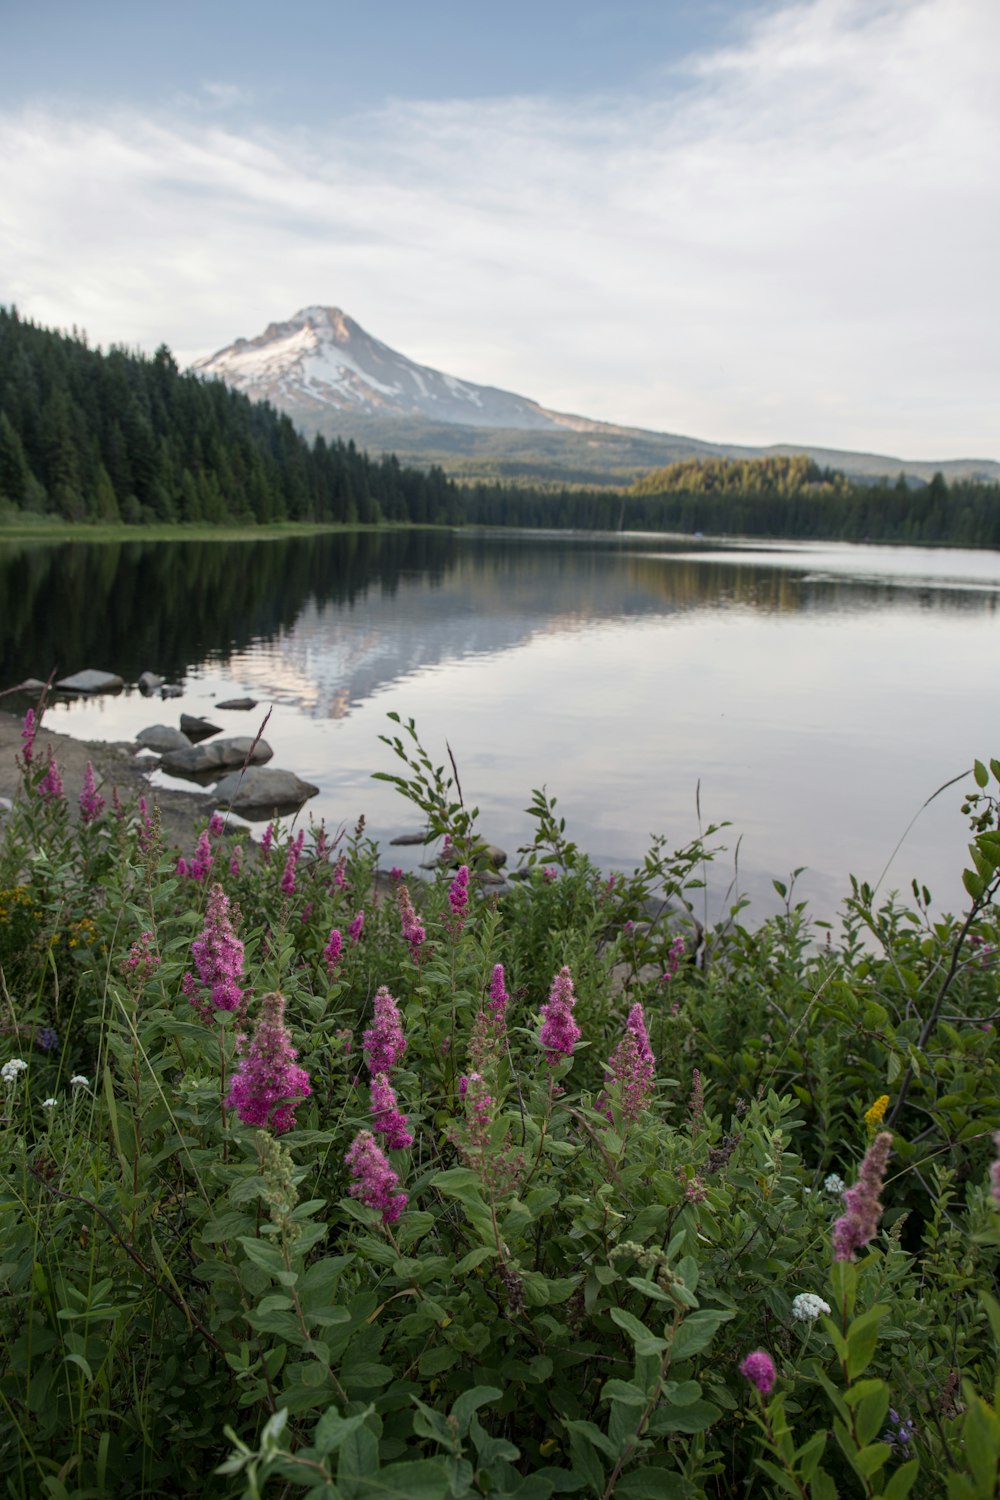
[194,305,1000,488]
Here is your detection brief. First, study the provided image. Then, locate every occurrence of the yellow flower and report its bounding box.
[864,1095,889,1131]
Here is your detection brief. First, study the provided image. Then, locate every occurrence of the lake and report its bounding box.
[2,528,998,924]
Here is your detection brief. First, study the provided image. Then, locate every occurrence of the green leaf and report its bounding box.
[355,1459,451,1499]
[609,1307,668,1357]
[237,1235,287,1276]
[451,1385,502,1435]
[648,1399,720,1435]
[670,1309,733,1362]
[601,1379,647,1408]
[809,1472,837,1500]
[794,1430,827,1482]
[845,1304,888,1379]
[313,1405,375,1458]
[882,1459,920,1500]
[974,759,989,788]
[616,1468,690,1498]
[755,1458,806,1499]
[964,1395,1000,1493]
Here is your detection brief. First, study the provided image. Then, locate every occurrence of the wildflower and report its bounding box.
[332,854,347,888]
[226,991,311,1134]
[990,1132,1000,1208]
[21,708,36,765]
[689,1066,704,1133]
[347,909,365,943]
[78,762,106,823]
[324,929,343,977]
[36,1026,59,1053]
[314,822,328,861]
[41,1098,57,1109]
[832,1131,893,1262]
[363,987,406,1074]
[370,1072,413,1150]
[389,866,404,881]
[791,1293,831,1322]
[38,748,64,802]
[137,796,154,852]
[280,830,305,895]
[823,1172,846,1195]
[69,1074,90,1088]
[449,865,470,919]
[542,866,558,883]
[183,884,245,1017]
[209,812,225,838]
[120,930,160,984]
[864,1094,890,1131]
[344,1129,407,1224]
[882,1409,916,1451]
[230,845,243,878]
[539,965,581,1066]
[178,830,213,882]
[740,1350,777,1396]
[260,823,275,859]
[660,935,686,983]
[489,962,509,1018]
[397,883,425,954]
[601,1003,655,1121]
[2,1058,28,1084]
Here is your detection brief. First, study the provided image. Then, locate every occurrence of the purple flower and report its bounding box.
[489,963,509,1018]
[38,747,64,802]
[601,1003,655,1121]
[226,991,311,1134]
[370,1071,414,1150]
[209,812,225,838]
[832,1131,893,1261]
[740,1350,776,1396]
[280,829,305,895]
[348,909,365,943]
[137,796,154,852]
[449,865,470,919]
[660,935,686,983]
[36,1026,58,1053]
[991,1132,1000,1208]
[21,709,36,766]
[541,866,558,884]
[332,855,347,889]
[363,986,406,1074]
[178,829,213,882]
[78,761,106,823]
[389,866,404,881]
[345,1129,408,1224]
[539,965,581,1066]
[120,930,160,983]
[230,845,243,878]
[324,929,343,978]
[183,883,246,1017]
[397,883,425,954]
[260,823,275,860]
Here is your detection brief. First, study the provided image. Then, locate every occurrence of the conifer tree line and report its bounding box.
[2,307,999,546]
[0,309,461,526]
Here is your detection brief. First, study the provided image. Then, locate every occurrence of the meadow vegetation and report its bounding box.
[1,709,1000,1498]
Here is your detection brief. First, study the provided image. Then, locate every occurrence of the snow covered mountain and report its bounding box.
[193,305,591,432]
[193,306,1000,485]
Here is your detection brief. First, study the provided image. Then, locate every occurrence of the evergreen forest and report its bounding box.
[3,308,1000,547]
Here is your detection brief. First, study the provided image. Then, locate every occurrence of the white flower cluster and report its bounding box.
[42,1098,57,1109]
[823,1173,846,1195]
[791,1292,832,1322]
[69,1075,90,1088]
[1,1058,28,1085]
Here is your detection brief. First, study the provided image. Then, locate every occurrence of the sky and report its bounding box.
[2,0,998,460]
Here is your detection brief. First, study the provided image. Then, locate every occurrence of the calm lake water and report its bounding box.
[3,528,999,923]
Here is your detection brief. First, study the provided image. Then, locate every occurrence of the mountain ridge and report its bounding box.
[193,306,1000,486]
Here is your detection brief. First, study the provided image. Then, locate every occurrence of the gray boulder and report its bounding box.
[180,714,222,742]
[160,684,184,699]
[56,669,124,694]
[160,736,273,778]
[216,697,258,710]
[136,725,192,753]
[138,671,164,694]
[213,766,319,815]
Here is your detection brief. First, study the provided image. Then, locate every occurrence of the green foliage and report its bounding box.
[1,715,999,1496]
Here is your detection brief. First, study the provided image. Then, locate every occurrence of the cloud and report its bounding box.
[0,0,997,457]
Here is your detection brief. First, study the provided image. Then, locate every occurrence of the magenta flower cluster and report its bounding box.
[449,865,470,919]
[348,909,365,943]
[280,830,305,895]
[324,928,342,977]
[177,829,213,881]
[489,963,509,1020]
[370,1071,414,1150]
[120,930,160,984]
[38,748,64,802]
[344,1130,407,1224]
[397,883,426,955]
[992,1133,1000,1208]
[539,966,581,1066]
[740,1350,776,1396]
[602,1003,655,1122]
[183,884,246,1017]
[832,1131,893,1261]
[226,991,311,1134]
[21,708,36,766]
[363,987,407,1074]
[78,761,106,823]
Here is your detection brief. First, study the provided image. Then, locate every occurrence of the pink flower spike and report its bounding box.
[601,1003,655,1122]
[992,1132,1000,1208]
[539,965,581,1066]
[489,963,509,1017]
[184,883,245,1017]
[370,1072,414,1150]
[38,747,64,802]
[345,1129,408,1224]
[740,1350,776,1396]
[226,991,311,1135]
[324,929,343,977]
[363,986,406,1074]
[397,883,425,954]
[280,830,305,895]
[449,865,470,918]
[209,812,225,838]
[348,909,365,943]
[21,709,36,765]
[832,1131,893,1262]
[78,761,106,823]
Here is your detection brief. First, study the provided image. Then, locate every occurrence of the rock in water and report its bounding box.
[213,766,319,815]
[56,669,124,694]
[159,737,274,777]
[138,671,164,694]
[216,697,258,710]
[180,714,222,742]
[136,725,192,753]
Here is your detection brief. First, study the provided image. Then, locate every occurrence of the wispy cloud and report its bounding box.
[1,0,996,456]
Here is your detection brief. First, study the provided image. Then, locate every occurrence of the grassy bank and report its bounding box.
[1,712,999,1498]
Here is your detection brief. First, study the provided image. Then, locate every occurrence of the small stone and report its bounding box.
[136,725,192,753]
[213,766,319,815]
[137,671,164,694]
[180,714,222,742]
[389,831,432,846]
[216,697,258,710]
[160,684,184,699]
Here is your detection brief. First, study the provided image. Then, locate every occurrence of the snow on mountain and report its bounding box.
[193,306,573,431]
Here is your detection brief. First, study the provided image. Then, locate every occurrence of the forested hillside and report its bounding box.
[0,309,460,526]
[2,308,1000,545]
